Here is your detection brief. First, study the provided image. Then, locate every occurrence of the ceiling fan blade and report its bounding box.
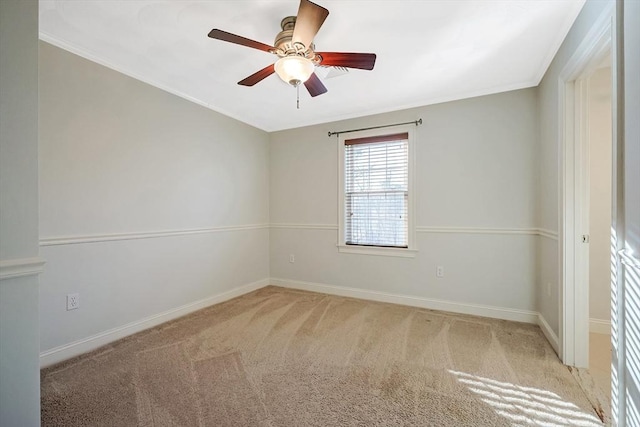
[304,72,327,97]
[292,0,329,49]
[208,29,274,53]
[238,64,275,86]
[317,52,377,70]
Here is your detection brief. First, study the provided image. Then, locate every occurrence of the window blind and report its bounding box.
[344,132,409,248]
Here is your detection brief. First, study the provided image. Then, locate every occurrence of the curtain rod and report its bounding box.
[328,118,422,137]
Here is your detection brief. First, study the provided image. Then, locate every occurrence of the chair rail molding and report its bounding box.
[270,223,338,230]
[271,223,558,238]
[0,257,46,280]
[40,224,270,246]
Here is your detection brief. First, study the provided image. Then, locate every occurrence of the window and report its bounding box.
[338,127,415,257]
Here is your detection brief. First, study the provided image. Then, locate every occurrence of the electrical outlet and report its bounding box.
[67,293,80,311]
[289,254,295,263]
[436,266,444,278]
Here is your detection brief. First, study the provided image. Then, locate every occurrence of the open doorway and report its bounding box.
[585,60,613,398]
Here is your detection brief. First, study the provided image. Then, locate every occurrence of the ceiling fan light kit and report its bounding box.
[274,56,314,86]
[207,0,376,105]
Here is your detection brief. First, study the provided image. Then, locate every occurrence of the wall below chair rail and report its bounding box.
[270,228,538,313]
[39,229,269,363]
[38,41,270,360]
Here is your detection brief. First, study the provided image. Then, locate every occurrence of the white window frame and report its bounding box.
[337,125,417,258]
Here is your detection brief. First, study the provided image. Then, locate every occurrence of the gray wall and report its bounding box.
[270,89,539,314]
[537,0,612,336]
[0,0,41,425]
[38,42,270,363]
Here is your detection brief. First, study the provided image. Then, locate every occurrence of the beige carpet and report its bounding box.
[41,286,605,426]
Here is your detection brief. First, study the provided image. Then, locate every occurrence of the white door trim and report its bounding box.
[558,4,614,367]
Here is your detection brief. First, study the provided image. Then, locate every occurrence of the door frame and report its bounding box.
[558,3,614,367]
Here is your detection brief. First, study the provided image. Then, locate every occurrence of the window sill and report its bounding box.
[337,245,417,258]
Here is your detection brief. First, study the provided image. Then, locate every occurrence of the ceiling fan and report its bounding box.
[207,0,376,100]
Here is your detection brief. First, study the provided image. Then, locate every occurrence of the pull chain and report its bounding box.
[296,83,300,109]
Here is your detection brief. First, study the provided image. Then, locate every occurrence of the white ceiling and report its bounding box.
[39,0,585,132]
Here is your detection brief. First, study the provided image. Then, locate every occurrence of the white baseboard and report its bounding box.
[41,277,565,369]
[270,278,539,324]
[589,318,611,335]
[537,313,560,354]
[40,278,270,368]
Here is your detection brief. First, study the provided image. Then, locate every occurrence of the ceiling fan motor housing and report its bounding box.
[274,16,317,62]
